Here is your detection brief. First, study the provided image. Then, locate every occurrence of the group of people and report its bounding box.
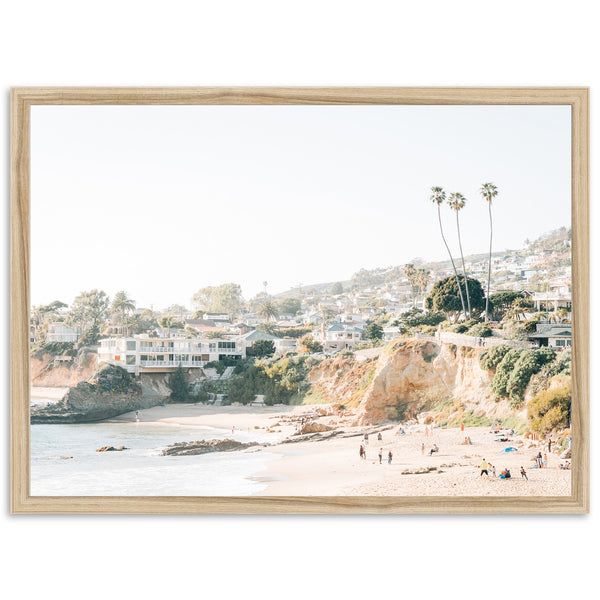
[359,444,392,464]
[534,452,548,469]
[480,458,529,481]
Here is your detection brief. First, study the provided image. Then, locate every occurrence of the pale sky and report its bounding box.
[31,104,571,309]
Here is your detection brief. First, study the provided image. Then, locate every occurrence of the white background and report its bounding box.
[1,2,596,599]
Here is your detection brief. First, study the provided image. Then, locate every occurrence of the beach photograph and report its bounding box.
[29,103,573,497]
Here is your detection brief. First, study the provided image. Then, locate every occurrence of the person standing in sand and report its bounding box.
[480,459,489,478]
[388,451,393,464]
[421,442,425,455]
[378,448,383,464]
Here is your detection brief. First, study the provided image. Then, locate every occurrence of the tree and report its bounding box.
[330,282,344,295]
[258,299,279,322]
[403,263,419,306]
[415,268,431,300]
[425,275,485,322]
[489,291,522,320]
[480,182,499,321]
[79,324,100,346]
[365,322,384,341]
[111,291,136,334]
[67,289,110,331]
[447,192,471,318]
[298,334,323,353]
[249,339,276,358]
[167,365,189,402]
[158,315,176,337]
[429,186,467,321]
[191,283,243,318]
[274,297,301,315]
[528,381,571,435]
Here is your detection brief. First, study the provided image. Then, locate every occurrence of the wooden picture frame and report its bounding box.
[11,87,589,514]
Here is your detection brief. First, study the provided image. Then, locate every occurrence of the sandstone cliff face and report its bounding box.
[30,364,158,423]
[31,349,98,387]
[309,340,512,425]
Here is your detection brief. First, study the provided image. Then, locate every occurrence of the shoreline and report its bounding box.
[108,403,572,497]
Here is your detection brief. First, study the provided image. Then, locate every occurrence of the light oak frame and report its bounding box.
[11,87,589,513]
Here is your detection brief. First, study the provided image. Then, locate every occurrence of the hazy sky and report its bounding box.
[31,104,571,309]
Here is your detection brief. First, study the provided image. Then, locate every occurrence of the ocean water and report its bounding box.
[30,419,281,496]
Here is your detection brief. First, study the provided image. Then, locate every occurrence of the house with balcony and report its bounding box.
[315,322,364,351]
[98,334,245,375]
[45,322,82,343]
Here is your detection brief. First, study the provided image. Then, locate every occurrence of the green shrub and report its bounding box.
[468,323,493,337]
[491,348,525,399]
[527,381,571,435]
[448,323,468,334]
[479,344,511,371]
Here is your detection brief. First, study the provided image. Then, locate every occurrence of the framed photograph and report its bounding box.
[11,87,589,513]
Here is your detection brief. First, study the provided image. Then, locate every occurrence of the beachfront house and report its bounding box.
[98,334,245,375]
[316,322,364,351]
[527,324,572,349]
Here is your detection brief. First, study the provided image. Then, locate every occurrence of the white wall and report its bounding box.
[2,2,597,600]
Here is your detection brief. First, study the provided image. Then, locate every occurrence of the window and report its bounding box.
[126,355,136,365]
[126,340,136,351]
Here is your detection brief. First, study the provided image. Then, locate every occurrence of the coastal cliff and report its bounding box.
[308,340,518,425]
[31,346,98,387]
[31,364,159,423]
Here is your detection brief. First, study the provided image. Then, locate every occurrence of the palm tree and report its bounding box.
[447,192,471,319]
[480,182,499,321]
[403,263,419,306]
[430,186,467,321]
[111,291,136,335]
[416,268,431,302]
[258,299,279,322]
[158,315,175,338]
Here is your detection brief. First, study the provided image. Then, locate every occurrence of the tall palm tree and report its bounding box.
[447,192,471,319]
[416,268,431,303]
[430,186,467,321]
[258,299,279,322]
[111,291,136,335]
[480,182,499,322]
[403,263,419,306]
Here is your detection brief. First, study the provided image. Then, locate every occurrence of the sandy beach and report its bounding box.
[111,403,571,497]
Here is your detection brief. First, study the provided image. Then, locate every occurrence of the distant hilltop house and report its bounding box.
[528,324,572,349]
[202,312,232,326]
[235,329,297,354]
[184,318,226,335]
[98,334,245,375]
[45,322,82,343]
[316,322,364,351]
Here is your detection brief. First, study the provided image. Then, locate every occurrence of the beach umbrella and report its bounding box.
[500,447,518,453]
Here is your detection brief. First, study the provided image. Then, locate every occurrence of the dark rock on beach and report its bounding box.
[96,446,128,452]
[161,438,259,456]
[31,364,159,424]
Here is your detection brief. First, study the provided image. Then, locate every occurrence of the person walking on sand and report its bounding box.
[388,451,393,464]
[378,448,383,464]
[543,453,548,468]
[359,445,364,460]
[548,439,552,453]
[135,410,140,422]
[520,466,528,480]
[421,442,425,455]
[480,458,489,478]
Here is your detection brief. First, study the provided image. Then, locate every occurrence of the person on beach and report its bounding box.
[388,451,393,464]
[377,432,382,441]
[461,423,464,432]
[359,445,365,460]
[491,465,496,477]
[232,425,235,435]
[543,453,548,468]
[135,410,140,422]
[364,433,369,445]
[537,452,543,469]
[520,466,528,480]
[429,444,439,456]
[480,459,489,478]
[421,442,425,455]
[548,439,552,453]
[378,448,383,464]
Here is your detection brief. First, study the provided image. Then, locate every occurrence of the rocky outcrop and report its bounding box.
[96,446,128,452]
[161,438,258,456]
[295,422,333,434]
[30,364,158,423]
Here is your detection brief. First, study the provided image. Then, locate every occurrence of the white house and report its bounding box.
[528,324,572,349]
[45,323,82,343]
[98,334,245,374]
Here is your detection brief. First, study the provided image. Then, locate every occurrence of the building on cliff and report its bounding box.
[98,334,245,375]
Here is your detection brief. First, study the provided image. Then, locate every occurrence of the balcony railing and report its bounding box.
[139,360,203,368]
